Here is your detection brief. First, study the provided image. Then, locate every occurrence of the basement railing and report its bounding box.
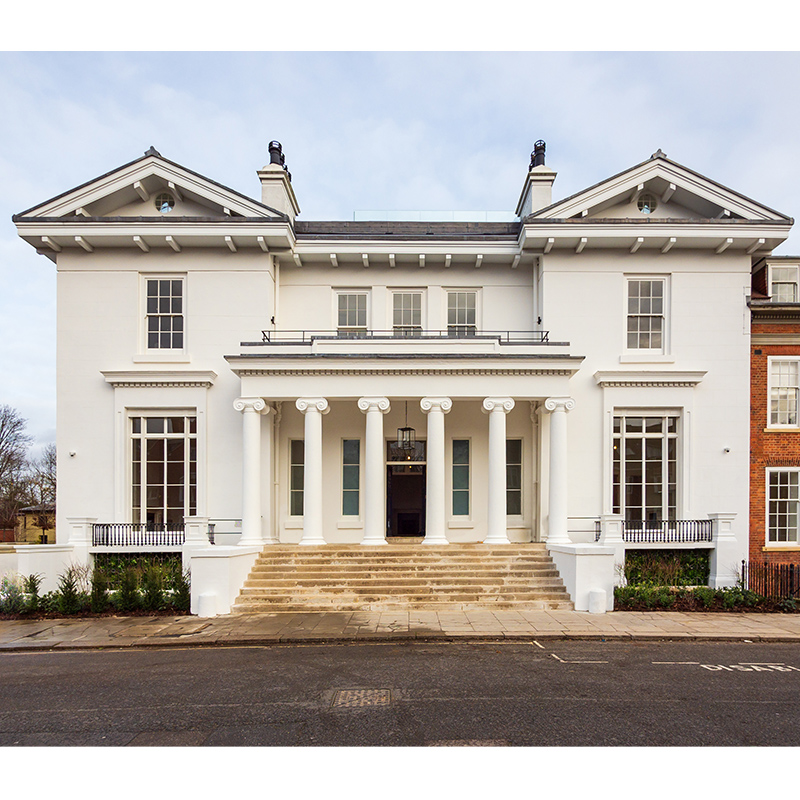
[92,523,185,547]
[260,329,550,344]
[622,520,713,544]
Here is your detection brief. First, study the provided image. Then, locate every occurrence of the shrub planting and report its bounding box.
[614,584,798,612]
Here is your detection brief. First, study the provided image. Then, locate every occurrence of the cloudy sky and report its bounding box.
[3,45,800,453]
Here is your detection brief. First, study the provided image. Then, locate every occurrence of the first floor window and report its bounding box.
[146,277,184,349]
[506,439,522,515]
[452,439,470,516]
[771,265,799,302]
[613,415,677,522]
[337,292,367,337]
[342,439,360,516]
[768,471,799,544]
[393,292,422,336]
[447,291,477,336]
[770,360,800,426]
[627,278,664,351]
[290,440,304,516]
[131,415,196,528]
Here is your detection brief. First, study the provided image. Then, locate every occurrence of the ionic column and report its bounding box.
[358,397,391,545]
[233,398,270,545]
[482,397,515,544]
[544,396,575,544]
[421,397,452,544]
[296,397,330,545]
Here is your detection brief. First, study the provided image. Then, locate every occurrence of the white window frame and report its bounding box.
[451,438,471,518]
[446,289,480,336]
[768,357,800,428]
[391,290,424,337]
[129,413,197,528]
[769,263,800,303]
[335,290,369,337]
[612,414,680,524]
[766,468,800,546]
[341,438,361,518]
[506,438,523,517]
[625,276,669,354]
[143,275,186,352]
[289,439,304,518]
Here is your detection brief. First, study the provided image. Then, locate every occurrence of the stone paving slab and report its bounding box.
[1,610,800,650]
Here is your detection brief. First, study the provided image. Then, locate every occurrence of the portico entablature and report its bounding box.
[227,354,583,400]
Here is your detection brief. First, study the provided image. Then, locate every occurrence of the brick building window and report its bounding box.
[769,359,800,427]
[770,265,799,302]
[767,470,800,545]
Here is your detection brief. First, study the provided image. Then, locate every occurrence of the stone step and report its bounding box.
[252,557,555,569]
[233,543,573,613]
[232,600,575,613]
[237,590,571,603]
[243,576,566,588]
[248,565,560,577]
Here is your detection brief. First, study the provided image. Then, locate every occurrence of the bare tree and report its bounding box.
[0,405,33,530]
[28,442,56,541]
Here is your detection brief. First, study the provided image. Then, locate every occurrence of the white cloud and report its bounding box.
[3,51,800,445]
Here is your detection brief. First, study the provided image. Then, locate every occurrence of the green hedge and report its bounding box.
[614,584,798,613]
[624,549,710,586]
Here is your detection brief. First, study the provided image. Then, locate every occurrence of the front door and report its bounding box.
[386,440,426,537]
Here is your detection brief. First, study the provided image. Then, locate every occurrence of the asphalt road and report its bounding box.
[1,640,799,747]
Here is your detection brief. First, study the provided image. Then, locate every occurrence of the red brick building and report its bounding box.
[750,256,800,564]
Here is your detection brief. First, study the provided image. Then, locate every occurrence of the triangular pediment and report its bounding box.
[532,152,791,223]
[14,149,286,221]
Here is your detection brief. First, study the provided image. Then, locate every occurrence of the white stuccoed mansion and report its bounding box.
[7,141,793,615]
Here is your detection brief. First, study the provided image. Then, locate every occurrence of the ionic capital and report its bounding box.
[420,397,452,415]
[482,397,515,415]
[233,397,269,414]
[358,396,391,414]
[544,396,576,414]
[296,397,330,415]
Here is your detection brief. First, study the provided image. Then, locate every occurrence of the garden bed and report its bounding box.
[614,584,799,613]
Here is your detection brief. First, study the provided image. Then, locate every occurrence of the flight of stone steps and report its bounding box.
[232,543,573,612]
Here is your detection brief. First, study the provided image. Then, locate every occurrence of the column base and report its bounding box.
[422,535,449,545]
[484,534,511,545]
[298,537,327,546]
[361,537,388,546]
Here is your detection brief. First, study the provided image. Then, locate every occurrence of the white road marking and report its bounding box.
[531,641,545,649]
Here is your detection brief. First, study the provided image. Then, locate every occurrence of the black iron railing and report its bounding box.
[741,561,800,599]
[595,519,602,542]
[92,523,185,547]
[260,329,550,344]
[622,519,713,544]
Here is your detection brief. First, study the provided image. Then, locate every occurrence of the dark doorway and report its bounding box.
[387,464,426,537]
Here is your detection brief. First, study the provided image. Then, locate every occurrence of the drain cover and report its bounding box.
[428,740,508,747]
[331,689,392,708]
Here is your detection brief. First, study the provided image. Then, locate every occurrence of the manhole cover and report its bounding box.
[331,689,392,708]
[428,740,509,747]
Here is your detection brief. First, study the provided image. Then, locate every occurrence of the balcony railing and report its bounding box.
[622,520,713,544]
[260,329,550,344]
[92,523,185,547]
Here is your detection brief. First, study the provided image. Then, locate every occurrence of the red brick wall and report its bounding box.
[753,265,768,297]
[750,321,800,564]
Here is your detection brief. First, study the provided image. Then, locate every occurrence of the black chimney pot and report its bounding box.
[530,140,546,168]
[269,141,283,165]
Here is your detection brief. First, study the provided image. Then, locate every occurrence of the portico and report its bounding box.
[233,385,577,547]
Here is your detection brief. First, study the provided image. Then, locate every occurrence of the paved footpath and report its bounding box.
[2,609,800,650]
